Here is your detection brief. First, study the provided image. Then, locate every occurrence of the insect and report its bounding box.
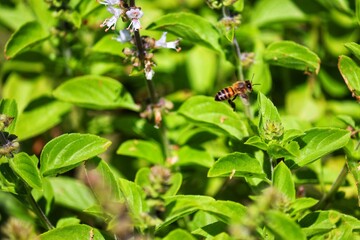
[214,80,255,111]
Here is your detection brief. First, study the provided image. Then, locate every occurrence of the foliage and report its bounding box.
[0,0,360,239]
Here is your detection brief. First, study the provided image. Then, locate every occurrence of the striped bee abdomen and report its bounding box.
[214,87,235,101]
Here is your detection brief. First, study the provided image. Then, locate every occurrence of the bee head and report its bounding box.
[245,74,260,93]
[244,80,253,93]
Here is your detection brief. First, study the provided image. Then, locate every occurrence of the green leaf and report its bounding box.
[299,210,341,236]
[14,100,72,141]
[264,41,320,74]
[293,128,351,167]
[118,178,148,227]
[117,139,164,165]
[0,3,34,30]
[356,0,360,26]
[9,153,42,190]
[251,0,306,26]
[338,55,360,101]
[267,142,297,159]
[85,157,122,201]
[265,210,306,240]
[147,12,222,53]
[92,35,124,57]
[0,163,18,194]
[258,92,283,141]
[200,200,246,223]
[28,0,56,28]
[56,217,81,228]
[159,195,215,231]
[0,99,18,132]
[4,21,50,59]
[248,40,272,94]
[159,195,246,231]
[245,136,268,150]
[40,133,111,176]
[164,229,196,240]
[290,198,318,215]
[177,146,214,168]
[2,74,52,114]
[40,224,105,240]
[344,42,360,61]
[346,157,360,206]
[191,221,227,239]
[49,177,97,211]
[178,96,249,140]
[186,46,217,94]
[208,152,266,179]
[53,75,139,111]
[273,162,295,201]
[233,0,244,11]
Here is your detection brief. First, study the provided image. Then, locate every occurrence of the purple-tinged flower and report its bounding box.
[126,8,144,31]
[155,32,181,51]
[113,29,132,43]
[100,6,123,31]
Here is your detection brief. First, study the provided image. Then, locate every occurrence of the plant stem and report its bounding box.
[233,37,244,82]
[25,184,54,230]
[313,163,348,210]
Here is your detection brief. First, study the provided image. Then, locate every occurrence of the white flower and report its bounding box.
[155,32,181,51]
[145,60,155,80]
[100,6,122,31]
[145,67,155,80]
[98,0,120,5]
[126,8,144,31]
[126,8,144,19]
[113,29,132,43]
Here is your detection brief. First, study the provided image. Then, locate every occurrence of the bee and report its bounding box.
[214,80,255,111]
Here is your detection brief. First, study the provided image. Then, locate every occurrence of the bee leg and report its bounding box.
[228,99,236,111]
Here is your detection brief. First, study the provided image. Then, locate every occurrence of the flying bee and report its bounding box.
[214,80,255,111]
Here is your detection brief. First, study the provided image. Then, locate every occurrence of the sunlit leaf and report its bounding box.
[4,21,50,59]
[92,35,124,57]
[118,178,148,227]
[273,162,295,201]
[14,100,71,140]
[208,152,266,179]
[40,133,111,176]
[251,0,306,26]
[40,224,105,240]
[264,41,320,74]
[293,128,351,167]
[85,157,122,201]
[265,210,306,240]
[177,145,214,168]
[163,229,196,240]
[147,12,222,53]
[338,55,360,102]
[159,195,246,232]
[186,46,217,94]
[53,75,139,111]
[9,153,42,190]
[178,96,249,140]
[117,139,164,165]
[3,74,53,113]
[344,42,360,61]
[49,177,97,211]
